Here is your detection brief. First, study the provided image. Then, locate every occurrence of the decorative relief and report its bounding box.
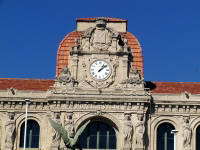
[135,113,145,149]
[154,104,199,114]
[51,112,61,149]
[5,112,15,150]
[121,68,144,89]
[123,112,133,150]
[64,112,74,132]
[82,60,118,89]
[182,116,192,150]
[54,66,77,88]
[80,18,123,52]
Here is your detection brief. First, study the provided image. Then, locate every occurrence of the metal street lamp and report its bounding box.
[171,129,178,150]
[24,99,30,150]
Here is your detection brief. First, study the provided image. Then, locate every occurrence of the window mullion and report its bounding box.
[106,127,109,149]
[97,124,100,149]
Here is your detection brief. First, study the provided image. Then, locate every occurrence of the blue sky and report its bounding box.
[0,0,200,81]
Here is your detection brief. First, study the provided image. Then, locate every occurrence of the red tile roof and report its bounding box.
[0,78,54,91]
[147,82,200,94]
[0,79,200,94]
[56,31,143,77]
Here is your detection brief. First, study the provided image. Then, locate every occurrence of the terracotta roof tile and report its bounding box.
[0,79,200,94]
[0,78,54,91]
[146,82,200,94]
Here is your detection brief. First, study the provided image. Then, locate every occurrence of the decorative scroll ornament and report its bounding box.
[80,17,123,52]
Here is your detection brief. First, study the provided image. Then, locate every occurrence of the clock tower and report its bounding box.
[48,17,150,150]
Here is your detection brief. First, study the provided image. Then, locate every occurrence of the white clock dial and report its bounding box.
[90,60,110,80]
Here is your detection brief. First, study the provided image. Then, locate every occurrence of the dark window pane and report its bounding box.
[79,121,116,149]
[19,120,40,148]
[99,135,106,148]
[157,123,175,150]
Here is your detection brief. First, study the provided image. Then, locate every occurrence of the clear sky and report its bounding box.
[0,0,200,81]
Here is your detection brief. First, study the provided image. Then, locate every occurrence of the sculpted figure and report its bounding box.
[65,112,74,132]
[182,117,192,150]
[123,113,133,150]
[128,68,142,84]
[49,118,90,150]
[51,112,61,148]
[135,114,145,147]
[57,66,72,84]
[5,113,15,149]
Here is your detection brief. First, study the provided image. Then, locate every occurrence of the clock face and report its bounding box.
[90,60,110,80]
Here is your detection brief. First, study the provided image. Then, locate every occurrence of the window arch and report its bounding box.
[79,121,116,149]
[157,123,175,150]
[19,119,40,148]
[196,125,200,150]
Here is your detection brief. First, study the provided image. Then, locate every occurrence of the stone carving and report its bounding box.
[182,116,192,150]
[51,112,61,149]
[53,66,77,90]
[5,112,15,150]
[49,118,90,150]
[81,60,118,89]
[123,113,133,150]
[71,38,80,52]
[135,113,145,149]
[64,112,74,133]
[121,68,144,89]
[81,18,122,52]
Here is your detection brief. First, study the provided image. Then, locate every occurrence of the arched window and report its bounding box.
[79,121,116,149]
[157,123,175,150]
[19,120,40,148]
[196,125,200,150]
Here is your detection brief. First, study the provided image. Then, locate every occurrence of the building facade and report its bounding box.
[1,17,200,150]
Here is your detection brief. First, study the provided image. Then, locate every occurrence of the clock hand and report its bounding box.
[98,64,107,72]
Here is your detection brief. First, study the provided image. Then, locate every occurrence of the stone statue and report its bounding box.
[135,114,145,148]
[127,68,143,84]
[57,66,72,84]
[182,117,192,150]
[5,112,15,150]
[64,112,74,132]
[51,112,61,149]
[123,113,133,150]
[121,68,144,89]
[49,118,90,150]
[53,66,77,89]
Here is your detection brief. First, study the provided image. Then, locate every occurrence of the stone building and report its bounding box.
[0,17,200,150]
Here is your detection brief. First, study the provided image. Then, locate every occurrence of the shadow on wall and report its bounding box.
[145,81,156,90]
